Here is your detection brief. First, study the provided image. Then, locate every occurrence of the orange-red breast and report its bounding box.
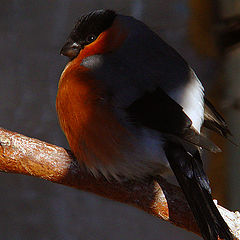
[56,9,233,240]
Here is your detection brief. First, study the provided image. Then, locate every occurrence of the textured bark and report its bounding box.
[0,127,239,239]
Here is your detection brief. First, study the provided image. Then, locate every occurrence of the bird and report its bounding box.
[56,9,234,240]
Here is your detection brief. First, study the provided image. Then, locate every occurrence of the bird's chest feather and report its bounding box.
[56,66,133,173]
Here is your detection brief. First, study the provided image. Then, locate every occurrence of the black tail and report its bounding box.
[164,142,233,240]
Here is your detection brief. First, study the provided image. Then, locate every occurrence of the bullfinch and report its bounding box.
[57,9,233,240]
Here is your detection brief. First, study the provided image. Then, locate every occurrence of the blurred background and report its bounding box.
[0,0,240,239]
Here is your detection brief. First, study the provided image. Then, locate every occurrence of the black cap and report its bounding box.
[61,9,116,59]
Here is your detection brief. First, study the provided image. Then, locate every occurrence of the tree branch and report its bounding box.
[0,127,239,239]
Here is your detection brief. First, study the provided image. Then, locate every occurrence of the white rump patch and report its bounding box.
[169,69,204,132]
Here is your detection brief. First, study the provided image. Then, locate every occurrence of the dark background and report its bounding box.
[0,0,238,239]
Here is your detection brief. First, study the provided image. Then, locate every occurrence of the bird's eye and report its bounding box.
[86,34,96,44]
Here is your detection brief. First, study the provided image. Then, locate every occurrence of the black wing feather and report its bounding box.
[203,97,237,146]
[126,88,220,152]
[126,87,191,134]
[203,97,231,136]
[126,88,233,240]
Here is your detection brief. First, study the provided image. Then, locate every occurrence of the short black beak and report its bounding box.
[60,41,81,59]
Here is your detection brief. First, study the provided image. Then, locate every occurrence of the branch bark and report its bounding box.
[0,127,239,239]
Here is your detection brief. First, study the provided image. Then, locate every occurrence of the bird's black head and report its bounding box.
[61,9,117,59]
